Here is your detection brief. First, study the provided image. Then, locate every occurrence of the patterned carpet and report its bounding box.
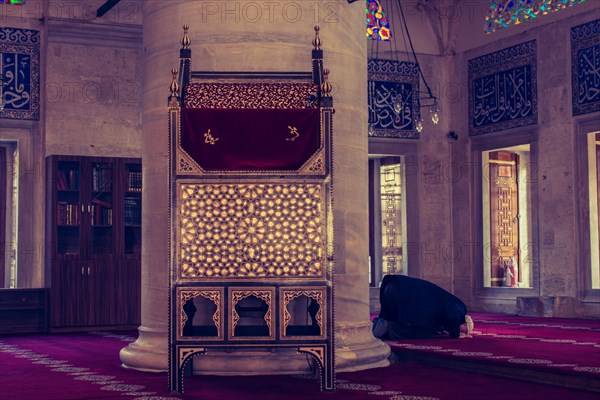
[381,311,600,396]
[1,314,599,400]
[386,312,600,380]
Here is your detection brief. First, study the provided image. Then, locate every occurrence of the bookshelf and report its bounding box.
[46,156,142,330]
[91,162,113,255]
[124,163,142,255]
[55,161,81,255]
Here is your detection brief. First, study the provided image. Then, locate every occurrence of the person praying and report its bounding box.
[372,274,473,340]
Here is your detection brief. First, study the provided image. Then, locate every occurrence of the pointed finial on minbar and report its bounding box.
[312,26,322,50]
[181,24,191,49]
[321,68,332,97]
[169,68,179,98]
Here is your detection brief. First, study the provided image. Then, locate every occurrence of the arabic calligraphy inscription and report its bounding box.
[0,27,39,120]
[472,65,533,128]
[1,52,31,110]
[367,59,419,139]
[571,19,600,116]
[468,40,537,136]
[369,81,414,131]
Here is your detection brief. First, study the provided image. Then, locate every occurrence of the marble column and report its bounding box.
[120,0,389,373]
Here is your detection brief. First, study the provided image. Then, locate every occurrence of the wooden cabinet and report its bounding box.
[0,289,49,334]
[46,156,141,330]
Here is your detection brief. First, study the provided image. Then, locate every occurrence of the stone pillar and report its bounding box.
[120,0,389,373]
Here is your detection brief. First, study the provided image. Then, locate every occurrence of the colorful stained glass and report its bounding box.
[485,0,586,34]
[0,0,26,4]
[367,0,392,41]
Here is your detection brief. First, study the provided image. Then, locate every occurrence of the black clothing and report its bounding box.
[374,275,467,339]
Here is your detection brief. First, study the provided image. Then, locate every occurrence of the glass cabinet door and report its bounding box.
[90,161,113,254]
[56,160,81,255]
[123,162,142,255]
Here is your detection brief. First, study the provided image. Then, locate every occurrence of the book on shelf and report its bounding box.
[92,165,113,191]
[69,169,79,190]
[57,169,79,190]
[92,197,112,208]
[91,204,113,226]
[57,170,67,190]
[124,195,141,225]
[57,202,80,225]
[127,171,142,191]
[124,196,140,205]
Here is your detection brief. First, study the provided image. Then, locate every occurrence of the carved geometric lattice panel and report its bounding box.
[178,183,325,279]
[229,288,274,340]
[497,186,514,253]
[489,153,520,287]
[178,288,223,340]
[184,82,317,109]
[281,288,325,338]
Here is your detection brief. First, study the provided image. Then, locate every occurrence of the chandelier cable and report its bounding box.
[397,0,435,102]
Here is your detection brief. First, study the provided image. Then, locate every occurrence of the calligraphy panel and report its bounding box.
[571,19,600,116]
[368,59,419,139]
[0,27,39,120]
[468,40,537,136]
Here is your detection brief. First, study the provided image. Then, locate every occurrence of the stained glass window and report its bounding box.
[0,0,26,4]
[367,0,392,41]
[485,0,586,34]
[379,162,405,276]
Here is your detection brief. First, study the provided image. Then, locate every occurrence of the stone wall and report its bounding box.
[2,0,598,320]
[45,19,142,157]
[448,1,599,317]
[0,0,142,288]
[368,0,599,317]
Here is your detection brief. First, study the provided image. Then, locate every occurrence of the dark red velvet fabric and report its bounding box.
[181,108,321,171]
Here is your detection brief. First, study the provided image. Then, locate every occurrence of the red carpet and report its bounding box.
[1,327,598,400]
[385,312,600,379]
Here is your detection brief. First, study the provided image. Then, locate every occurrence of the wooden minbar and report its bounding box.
[168,26,335,393]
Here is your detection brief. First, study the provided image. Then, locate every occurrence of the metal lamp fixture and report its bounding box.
[369,0,440,135]
[396,0,439,130]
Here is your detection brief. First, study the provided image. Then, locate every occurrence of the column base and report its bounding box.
[120,325,168,372]
[335,321,391,372]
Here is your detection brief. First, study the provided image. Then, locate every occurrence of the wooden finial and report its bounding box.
[181,24,191,49]
[312,26,322,50]
[321,68,332,97]
[169,68,179,97]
